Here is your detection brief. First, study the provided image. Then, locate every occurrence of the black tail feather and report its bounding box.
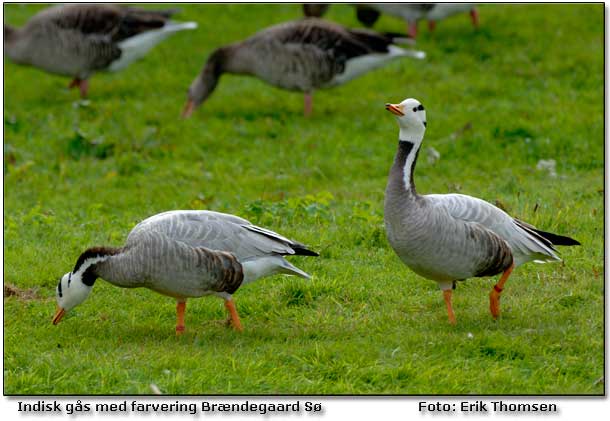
[291,245,319,257]
[355,6,381,27]
[531,228,581,246]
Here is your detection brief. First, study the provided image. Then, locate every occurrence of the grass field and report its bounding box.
[3,4,604,395]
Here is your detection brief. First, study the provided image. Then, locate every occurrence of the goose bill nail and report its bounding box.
[385,103,404,116]
[52,307,65,325]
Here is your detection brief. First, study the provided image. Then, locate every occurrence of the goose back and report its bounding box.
[127,210,313,261]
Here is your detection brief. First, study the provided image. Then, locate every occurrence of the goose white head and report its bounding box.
[52,252,109,325]
[385,98,427,141]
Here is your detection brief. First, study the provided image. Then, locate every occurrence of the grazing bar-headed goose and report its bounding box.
[52,210,318,334]
[182,18,424,118]
[4,4,196,98]
[383,98,580,324]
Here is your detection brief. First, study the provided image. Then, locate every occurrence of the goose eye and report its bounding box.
[417,104,424,111]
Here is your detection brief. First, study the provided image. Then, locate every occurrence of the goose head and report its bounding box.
[52,251,110,324]
[182,48,226,118]
[385,98,427,141]
[52,271,93,325]
[4,24,17,42]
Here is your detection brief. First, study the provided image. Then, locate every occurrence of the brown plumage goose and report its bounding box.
[182,18,424,118]
[383,98,580,324]
[4,4,196,97]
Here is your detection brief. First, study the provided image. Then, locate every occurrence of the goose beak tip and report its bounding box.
[385,103,404,116]
[52,307,66,325]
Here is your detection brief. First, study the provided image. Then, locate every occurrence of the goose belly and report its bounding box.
[244,43,336,92]
[145,278,218,299]
[16,41,92,78]
[385,217,498,282]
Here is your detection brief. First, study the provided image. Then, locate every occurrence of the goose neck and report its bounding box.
[3,25,21,58]
[73,246,123,286]
[4,25,17,43]
[394,138,422,195]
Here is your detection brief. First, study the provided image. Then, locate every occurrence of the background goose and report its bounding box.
[303,4,479,39]
[4,4,197,98]
[355,4,479,38]
[182,18,424,118]
[383,98,580,324]
[52,210,318,334]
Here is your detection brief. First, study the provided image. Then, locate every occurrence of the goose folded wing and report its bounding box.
[270,20,378,59]
[427,193,559,260]
[43,5,174,43]
[126,210,304,260]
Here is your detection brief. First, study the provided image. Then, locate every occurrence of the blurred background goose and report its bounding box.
[383,98,580,324]
[52,210,318,335]
[182,18,424,118]
[303,3,479,39]
[4,4,197,98]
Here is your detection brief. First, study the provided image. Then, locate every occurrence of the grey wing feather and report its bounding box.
[127,210,300,260]
[427,193,560,264]
[270,19,392,57]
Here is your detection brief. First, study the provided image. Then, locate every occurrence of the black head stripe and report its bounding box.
[417,104,424,111]
[57,279,63,298]
[73,246,122,273]
[423,121,427,127]
[68,272,72,286]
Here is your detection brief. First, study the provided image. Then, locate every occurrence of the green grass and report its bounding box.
[3,4,603,395]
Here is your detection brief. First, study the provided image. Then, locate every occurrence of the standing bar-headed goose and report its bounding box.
[4,4,196,98]
[383,98,580,324]
[182,18,424,118]
[52,210,318,335]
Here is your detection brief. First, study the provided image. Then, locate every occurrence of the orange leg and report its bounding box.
[470,8,480,28]
[68,78,89,98]
[408,21,418,39]
[489,264,515,319]
[224,299,243,332]
[443,290,457,325]
[175,300,186,335]
[304,92,313,117]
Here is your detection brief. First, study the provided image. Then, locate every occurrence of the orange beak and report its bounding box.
[181,99,195,118]
[52,306,66,325]
[385,103,404,116]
